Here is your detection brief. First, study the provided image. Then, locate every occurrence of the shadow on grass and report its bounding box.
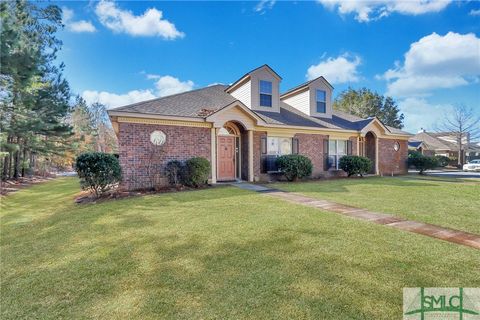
[398,174,480,184]
[271,175,442,195]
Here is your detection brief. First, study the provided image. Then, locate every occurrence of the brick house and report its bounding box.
[108,65,411,190]
[408,130,472,164]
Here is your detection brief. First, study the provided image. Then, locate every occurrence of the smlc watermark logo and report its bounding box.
[404,288,480,319]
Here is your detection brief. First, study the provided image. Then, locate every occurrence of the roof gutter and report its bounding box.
[107,110,206,122]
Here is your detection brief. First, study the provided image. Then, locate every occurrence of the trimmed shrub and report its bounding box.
[339,155,372,177]
[276,154,313,181]
[435,155,449,167]
[183,157,211,187]
[75,152,122,197]
[408,151,438,174]
[165,160,184,186]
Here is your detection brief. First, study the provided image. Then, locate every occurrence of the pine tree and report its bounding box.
[0,0,72,179]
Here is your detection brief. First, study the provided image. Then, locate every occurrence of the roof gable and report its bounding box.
[281,76,334,99]
[360,118,390,136]
[206,101,266,129]
[226,64,281,93]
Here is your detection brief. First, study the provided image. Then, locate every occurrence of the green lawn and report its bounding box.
[1,178,479,319]
[271,175,480,234]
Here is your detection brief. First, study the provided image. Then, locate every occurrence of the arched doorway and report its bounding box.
[365,131,376,174]
[217,122,242,181]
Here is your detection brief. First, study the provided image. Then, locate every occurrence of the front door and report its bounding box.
[218,136,236,181]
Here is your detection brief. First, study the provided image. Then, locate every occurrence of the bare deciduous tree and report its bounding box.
[436,105,480,166]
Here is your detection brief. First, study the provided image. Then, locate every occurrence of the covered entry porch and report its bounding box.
[206,102,265,183]
[213,121,253,182]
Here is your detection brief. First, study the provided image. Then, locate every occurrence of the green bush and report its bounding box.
[75,152,122,197]
[434,155,449,167]
[408,151,438,174]
[339,155,372,177]
[276,154,313,181]
[183,157,210,187]
[165,160,184,186]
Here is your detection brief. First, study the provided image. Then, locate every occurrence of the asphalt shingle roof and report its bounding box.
[409,132,455,150]
[110,84,410,135]
[110,85,236,118]
[254,103,340,129]
[281,76,334,97]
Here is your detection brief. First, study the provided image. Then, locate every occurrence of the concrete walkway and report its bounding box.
[232,183,480,250]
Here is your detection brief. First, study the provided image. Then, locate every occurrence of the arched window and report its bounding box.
[218,123,240,136]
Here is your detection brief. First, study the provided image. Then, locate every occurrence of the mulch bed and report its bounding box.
[0,176,56,196]
[74,184,214,204]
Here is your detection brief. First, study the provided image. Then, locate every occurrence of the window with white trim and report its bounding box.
[316,90,326,113]
[261,137,294,172]
[260,80,273,107]
[267,137,292,156]
[328,140,347,169]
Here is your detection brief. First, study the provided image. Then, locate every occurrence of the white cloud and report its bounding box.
[318,0,451,22]
[62,7,96,33]
[152,75,194,96]
[62,7,74,21]
[82,74,194,109]
[385,76,468,97]
[398,97,453,132]
[469,9,480,16]
[69,21,97,33]
[381,32,480,97]
[82,89,157,109]
[254,0,276,13]
[306,54,361,83]
[95,0,184,39]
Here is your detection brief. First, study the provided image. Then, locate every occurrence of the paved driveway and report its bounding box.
[409,169,480,179]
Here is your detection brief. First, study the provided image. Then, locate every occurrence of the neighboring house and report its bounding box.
[408,130,471,163]
[108,65,411,190]
[466,143,480,162]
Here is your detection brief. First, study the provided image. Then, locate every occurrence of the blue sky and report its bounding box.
[56,0,480,133]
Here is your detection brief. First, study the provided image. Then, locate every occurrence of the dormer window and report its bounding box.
[260,80,272,107]
[316,90,326,113]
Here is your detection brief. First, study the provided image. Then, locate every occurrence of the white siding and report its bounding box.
[230,79,251,108]
[282,89,309,115]
[250,67,281,112]
[280,77,333,119]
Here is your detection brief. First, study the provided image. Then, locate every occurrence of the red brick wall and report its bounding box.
[378,138,408,175]
[255,133,359,181]
[118,122,211,190]
[253,131,266,179]
[295,133,328,177]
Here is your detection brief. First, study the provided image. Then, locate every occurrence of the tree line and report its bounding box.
[1,1,116,180]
